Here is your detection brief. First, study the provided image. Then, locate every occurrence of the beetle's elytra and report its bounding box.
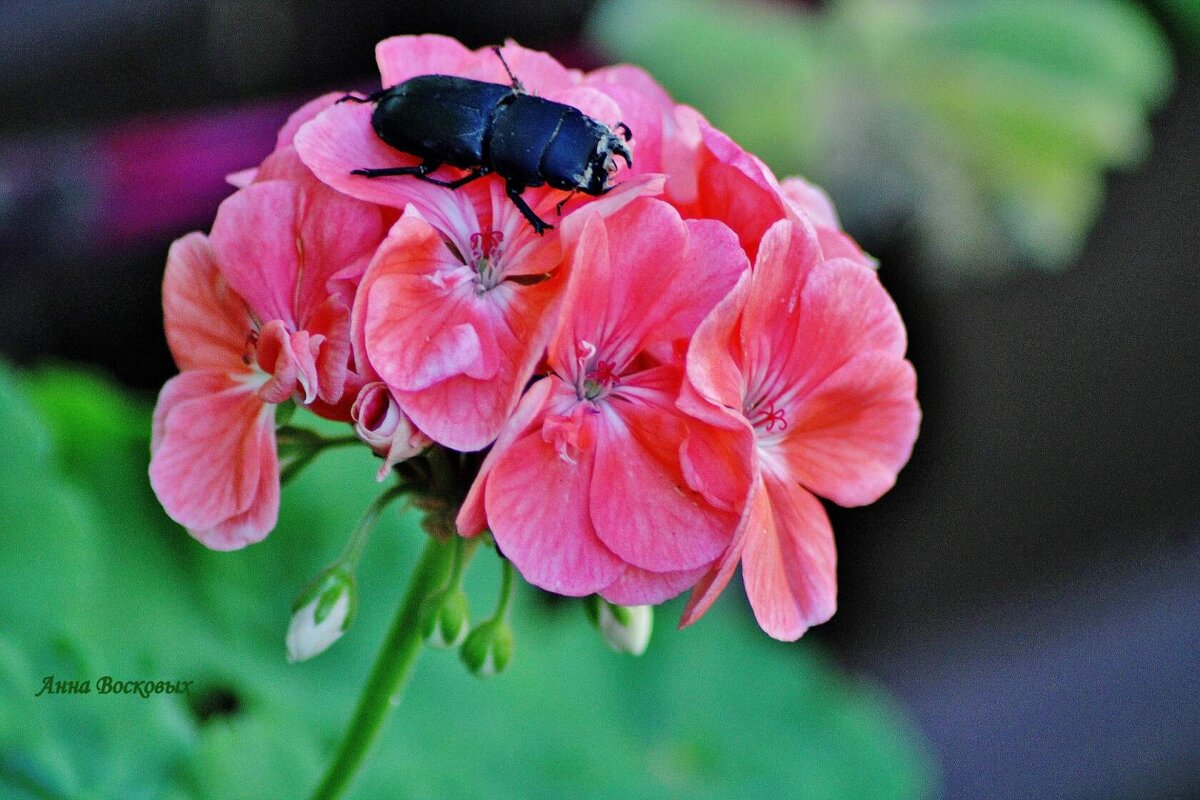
[341,48,633,235]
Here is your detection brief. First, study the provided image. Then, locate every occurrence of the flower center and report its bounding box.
[747,401,787,433]
[573,341,620,401]
[470,230,504,293]
[242,329,260,367]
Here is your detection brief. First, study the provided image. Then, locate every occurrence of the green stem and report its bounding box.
[307,537,453,800]
[494,558,516,620]
[278,428,363,486]
[339,484,407,570]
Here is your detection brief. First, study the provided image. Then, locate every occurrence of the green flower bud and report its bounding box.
[286,568,356,663]
[591,599,653,656]
[419,588,470,649]
[459,619,514,677]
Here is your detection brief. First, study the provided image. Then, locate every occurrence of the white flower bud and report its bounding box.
[286,569,356,663]
[596,602,652,656]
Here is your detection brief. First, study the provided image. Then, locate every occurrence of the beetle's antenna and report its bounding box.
[337,88,388,104]
[493,46,525,92]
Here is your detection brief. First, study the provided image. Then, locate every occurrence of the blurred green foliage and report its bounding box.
[0,363,936,798]
[1156,0,1200,44]
[590,0,1174,279]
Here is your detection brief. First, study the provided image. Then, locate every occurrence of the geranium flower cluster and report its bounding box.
[149,35,919,641]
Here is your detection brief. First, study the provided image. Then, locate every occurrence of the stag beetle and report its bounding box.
[341,48,633,234]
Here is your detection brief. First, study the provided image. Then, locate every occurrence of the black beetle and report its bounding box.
[340,49,633,235]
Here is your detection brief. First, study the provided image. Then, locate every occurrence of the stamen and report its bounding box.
[242,329,259,366]
[470,229,505,292]
[749,402,787,433]
[582,359,619,400]
[470,230,504,263]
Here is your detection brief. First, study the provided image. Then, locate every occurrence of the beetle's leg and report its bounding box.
[351,160,442,179]
[505,182,553,235]
[555,190,578,216]
[422,166,491,190]
[615,122,633,142]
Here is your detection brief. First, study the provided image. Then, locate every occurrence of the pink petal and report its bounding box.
[359,228,478,384]
[679,123,794,260]
[456,377,556,536]
[585,64,675,111]
[657,218,749,345]
[304,295,352,404]
[816,227,877,269]
[376,34,476,88]
[357,215,560,450]
[681,269,750,413]
[779,176,877,269]
[778,352,920,507]
[485,425,624,596]
[589,384,736,573]
[550,198,743,378]
[738,218,824,390]
[209,180,383,329]
[461,40,579,93]
[678,401,755,513]
[601,564,708,606]
[679,475,766,628]
[189,467,280,550]
[252,147,319,184]
[226,167,257,188]
[544,87,622,132]
[149,371,278,549]
[276,92,344,150]
[769,253,909,405]
[253,320,302,404]
[741,473,837,641]
[162,233,254,374]
[778,176,840,230]
[661,105,705,207]
[294,101,479,234]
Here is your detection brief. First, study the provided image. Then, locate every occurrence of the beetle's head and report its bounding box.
[582,125,633,195]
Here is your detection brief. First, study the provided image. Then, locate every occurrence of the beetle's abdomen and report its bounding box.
[489,94,573,187]
[372,75,511,168]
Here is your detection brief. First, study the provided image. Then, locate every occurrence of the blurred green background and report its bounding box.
[592,0,1175,278]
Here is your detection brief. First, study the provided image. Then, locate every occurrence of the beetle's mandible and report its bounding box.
[340,48,633,235]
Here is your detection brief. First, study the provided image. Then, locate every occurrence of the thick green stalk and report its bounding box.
[307,536,453,800]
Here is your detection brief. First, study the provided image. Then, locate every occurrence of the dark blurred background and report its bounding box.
[1,1,1197,798]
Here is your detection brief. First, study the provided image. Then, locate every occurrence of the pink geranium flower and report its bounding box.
[150,179,383,548]
[678,218,919,640]
[457,198,749,601]
[297,36,667,450]
[349,192,569,452]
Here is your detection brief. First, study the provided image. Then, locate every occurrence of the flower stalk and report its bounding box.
[307,536,454,800]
